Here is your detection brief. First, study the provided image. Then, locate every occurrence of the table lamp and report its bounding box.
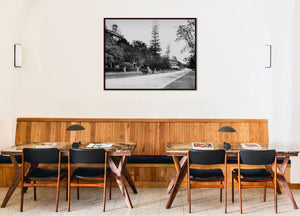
[66,124,85,148]
[218,126,236,150]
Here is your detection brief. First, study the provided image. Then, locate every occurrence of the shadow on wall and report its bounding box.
[14,0,35,40]
[290,1,300,184]
[291,1,300,143]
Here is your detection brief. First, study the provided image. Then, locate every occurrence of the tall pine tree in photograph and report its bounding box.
[149,20,161,56]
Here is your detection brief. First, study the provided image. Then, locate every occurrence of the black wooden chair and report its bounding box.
[188,149,227,213]
[20,148,67,212]
[232,149,277,214]
[68,148,111,212]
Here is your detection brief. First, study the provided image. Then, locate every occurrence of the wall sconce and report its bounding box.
[265,44,272,69]
[14,44,22,67]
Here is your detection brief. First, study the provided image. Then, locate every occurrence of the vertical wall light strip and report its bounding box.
[14,44,22,67]
[265,44,272,69]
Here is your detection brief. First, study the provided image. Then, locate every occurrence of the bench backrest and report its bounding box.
[15,118,269,155]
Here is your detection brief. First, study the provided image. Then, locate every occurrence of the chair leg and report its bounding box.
[239,180,242,214]
[188,183,191,213]
[55,181,60,212]
[68,180,71,212]
[264,182,267,202]
[77,179,79,200]
[103,179,107,212]
[33,180,36,201]
[66,179,68,201]
[274,180,277,213]
[20,183,24,212]
[224,182,227,214]
[220,181,223,202]
[109,175,112,200]
[232,175,234,203]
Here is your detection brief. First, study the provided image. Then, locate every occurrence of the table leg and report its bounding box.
[108,156,133,209]
[267,156,298,209]
[1,155,30,208]
[166,156,188,194]
[276,157,298,209]
[23,163,38,193]
[265,165,282,194]
[166,156,188,209]
[122,166,137,194]
[110,156,137,194]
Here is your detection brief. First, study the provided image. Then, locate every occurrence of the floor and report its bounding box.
[0,187,299,216]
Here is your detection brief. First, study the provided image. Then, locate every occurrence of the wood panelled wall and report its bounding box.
[15,118,269,155]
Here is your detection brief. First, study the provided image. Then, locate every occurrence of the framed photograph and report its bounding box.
[104,18,197,90]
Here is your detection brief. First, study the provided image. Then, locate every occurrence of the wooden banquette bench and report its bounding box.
[0,118,290,187]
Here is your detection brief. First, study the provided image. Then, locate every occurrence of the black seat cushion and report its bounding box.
[0,155,290,165]
[190,168,224,181]
[127,155,174,164]
[233,168,272,180]
[0,155,22,164]
[26,168,67,180]
[72,167,111,179]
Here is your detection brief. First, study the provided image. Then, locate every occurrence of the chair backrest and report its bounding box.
[69,149,106,164]
[23,148,59,163]
[189,149,226,165]
[240,149,276,165]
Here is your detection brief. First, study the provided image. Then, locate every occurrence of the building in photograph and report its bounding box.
[169,59,180,70]
[105,24,124,41]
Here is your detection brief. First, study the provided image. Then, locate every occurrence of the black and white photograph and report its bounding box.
[104,18,196,90]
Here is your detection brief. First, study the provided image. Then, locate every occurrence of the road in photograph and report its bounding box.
[105,69,192,89]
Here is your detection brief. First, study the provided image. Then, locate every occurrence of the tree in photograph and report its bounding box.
[132,40,148,67]
[165,44,171,60]
[187,54,196,69]
[176,20,196,69]
[149,21,161,56]
[176,20,195,53]
[105,33,125,69]
[118,38,134,63]
[160,55,171,70]
[133,40,148,52]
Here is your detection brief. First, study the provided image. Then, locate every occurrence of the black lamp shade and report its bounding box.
[66,124,85,131]
[218,126,236,133]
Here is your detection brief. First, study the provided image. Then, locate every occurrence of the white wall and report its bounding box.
[290,0,300,182]
[0,1,23,150]
[14,0,273,118]
[1,0,300,181]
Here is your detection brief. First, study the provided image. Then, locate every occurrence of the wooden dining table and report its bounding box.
[165,142,299,210]
[0,142,137,209]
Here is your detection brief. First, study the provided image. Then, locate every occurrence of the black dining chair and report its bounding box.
[68,148,111,212]
[20,148,67,212]
[232,149,277,214]
[188,149,227,213]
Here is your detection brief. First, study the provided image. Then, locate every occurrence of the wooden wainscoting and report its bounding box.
[15,118,269,154]
[0,118,273,188]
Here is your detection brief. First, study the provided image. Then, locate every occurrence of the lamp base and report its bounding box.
[223,142,231,150]
[72,142,80,148]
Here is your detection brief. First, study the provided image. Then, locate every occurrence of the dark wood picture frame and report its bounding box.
[104,18,197,90]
